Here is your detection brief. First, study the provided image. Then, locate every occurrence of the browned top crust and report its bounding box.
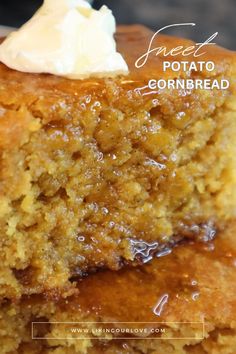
[0,25,235,94]
[0,25,235,149]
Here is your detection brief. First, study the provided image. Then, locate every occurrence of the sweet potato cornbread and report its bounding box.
[1,222,236,354]
[0,25,236,299]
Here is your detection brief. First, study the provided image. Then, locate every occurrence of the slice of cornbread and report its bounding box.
[1,222,236,354]
[0,25,236,299]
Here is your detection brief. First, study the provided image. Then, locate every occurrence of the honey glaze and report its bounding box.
[65,222,236,326]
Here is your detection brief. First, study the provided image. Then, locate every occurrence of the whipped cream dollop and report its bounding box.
[0,0,129,79]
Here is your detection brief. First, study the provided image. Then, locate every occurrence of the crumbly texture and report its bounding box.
[1,222,236,354]
[0,26,236,299]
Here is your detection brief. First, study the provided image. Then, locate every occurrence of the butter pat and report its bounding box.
[0,0,129,79]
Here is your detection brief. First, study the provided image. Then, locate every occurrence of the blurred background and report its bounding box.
[0,0,235,49]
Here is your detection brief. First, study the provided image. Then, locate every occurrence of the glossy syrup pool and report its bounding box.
[62,222,236,325]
